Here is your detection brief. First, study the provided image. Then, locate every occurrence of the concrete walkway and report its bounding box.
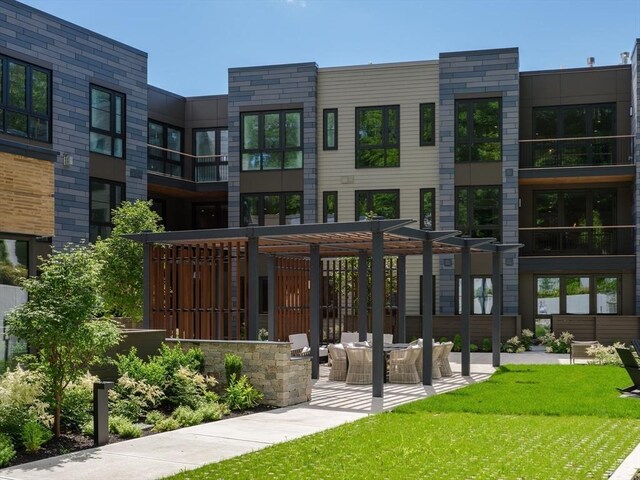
[2,350,634,480]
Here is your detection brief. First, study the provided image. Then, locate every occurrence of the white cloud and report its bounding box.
[284,0,307,7]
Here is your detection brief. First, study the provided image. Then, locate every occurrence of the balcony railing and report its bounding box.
[147,145,228,182]
[519,135,634,168]
[519,226,635,256]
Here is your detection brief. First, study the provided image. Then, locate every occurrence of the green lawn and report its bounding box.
[167,365,640,480]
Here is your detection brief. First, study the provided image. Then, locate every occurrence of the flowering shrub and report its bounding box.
[586,342,625,366]
[109,373,164,421]
[502,336,525,353]
[540,331,574,353]
[0,367,52,439]
[520,329,534,351]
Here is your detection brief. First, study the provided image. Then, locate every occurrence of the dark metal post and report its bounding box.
[422,240,433,385]
[358,253,368,341]
[371,230,384,398]
[247,236,259,340]
[461,245,471,376]
[267,255,276,341]
[492,250,502,367]
[310,245,321,379]
[397,254,406,343]
[93,381,114,446]
[142,243,150,329]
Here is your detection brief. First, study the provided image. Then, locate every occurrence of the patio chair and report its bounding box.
[328,343,348,381]
[614,347,640,396]
[411,338,424,377]
[366,333,395,344]
[340,332,360,344]
[431,343,444,379]
[345,346,373,385]
[289,333,328,362]
[570,340,599,364]
[388,345,421,384]
[439,342,454,377]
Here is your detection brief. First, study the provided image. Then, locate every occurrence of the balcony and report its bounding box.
[519,135,634,168]
[519,226,635,256]
[147,145,228,182]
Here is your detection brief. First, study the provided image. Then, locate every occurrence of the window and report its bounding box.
[0,56,50,142]
[456,276,494,314]
[455,98,501,162]
[323,109,338,150]
[241,193,302,226]
[241,110,302,171]
[323,191,338,223]
[456,186,501,239]
[193,202,228,229]
[194,128,228,181]
[90,85,125,158]
[356,105,399,168]
[420,188,435,230]
[148,120,183,177]
[536,275,620,319]
[0,238,28,286]
[355,190,399,221]
[90,178,124,242]
[419,103,435,146]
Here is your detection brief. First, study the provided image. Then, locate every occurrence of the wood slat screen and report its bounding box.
[150,242,247,340]
[275,257,310,341]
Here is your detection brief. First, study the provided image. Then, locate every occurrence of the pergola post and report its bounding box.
[267,255,276,342]
[247,236,259,341]
[142,243,150,330]
[358,253,368,341]
[310,244,321,379]
[371,230,384,398]
[461,245,471,376]
[397,254,407,343]
[492,249,502,367]
[422,240,433,385]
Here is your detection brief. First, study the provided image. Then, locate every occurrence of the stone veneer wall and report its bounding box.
[166,339,311,408]
[438,48,520,314]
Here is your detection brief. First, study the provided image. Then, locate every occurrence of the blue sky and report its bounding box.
[20,0,640,97]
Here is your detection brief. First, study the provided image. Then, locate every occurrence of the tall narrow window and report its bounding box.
[323,109,338,150]
[455,98,501,162]
[420,188,435,230]
[419,103,435,146]
[456,276,494,314]
[323,191,338,223]
[90,178,124,242]
[194,128,228,181]
[456,186,501,239]
[356,105,400,168]
[241,110,302,171]
[148,120,183,177]
[0,238,28,287]
[90,85,125,158]
[355,190,399,221]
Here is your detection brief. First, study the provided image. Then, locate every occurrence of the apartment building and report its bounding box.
[0,0,639,344]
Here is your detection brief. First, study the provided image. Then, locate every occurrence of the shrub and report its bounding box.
[470,343,478,353]
[225,375,263,411]
[61,373,97,431]
[452,334,462,353]
[21,421,52,454]
[520,329,534,351]
[438,337,448,343]
[258,328,269,341]
[145,410,165,426]
[167,366,217,409]
[587,342,625,366]
[541,331,574,353]
[109,374,164,422]
[152,417,181,432]
[481,338,492,352]
[171,406,204,427]
[0,433,16,468]
[109,415,142,439]
[115,347,166,388]
[224,354,243,385]
[502,336,525,353]
[156,343,204,376]
[196,402,228,422]
[81,421,94,437]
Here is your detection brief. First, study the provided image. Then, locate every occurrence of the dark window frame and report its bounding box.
[355,105,400,168]
[148,119,184,176]
[354,189,400,221]
[193,127,229,182]
[89,177,125,242]
[323,191,338,223]
[535,274,621,317]
[192,202,228,230]
[455,275,500,315]
[533,103,617,139]
[533,188,617,227]
[419,103,436,146]
[455,185,502,240]
[420,188,436,230]
[323,108,338,151]
[240,110,303,171]
[240,192,304,226]
[90,84,125,158]
[455,98,502,163]
[0,54,52,142]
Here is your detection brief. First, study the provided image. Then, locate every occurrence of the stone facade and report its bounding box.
[632,40,640,314]
[167,339,312,408]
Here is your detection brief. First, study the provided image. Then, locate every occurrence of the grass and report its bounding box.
[166,365,640,480]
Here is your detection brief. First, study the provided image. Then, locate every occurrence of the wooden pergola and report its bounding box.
[127,219,521,398]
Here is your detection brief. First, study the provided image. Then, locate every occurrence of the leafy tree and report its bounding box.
[95,200,164,323]
[5,243,121,437]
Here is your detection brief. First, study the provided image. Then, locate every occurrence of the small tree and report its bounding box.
[5,243,121,437]
[95,200,164,323]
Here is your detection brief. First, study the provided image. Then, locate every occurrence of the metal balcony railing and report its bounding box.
[519,135,634,168]
[519,225,635,256]
[147,145,228,182]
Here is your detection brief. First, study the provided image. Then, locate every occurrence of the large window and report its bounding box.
[193,202,228,229]
[90,85,125,158]
[536,275,619,319]
[456,186,501,239]
[0,239,28,287]
[241,193,302,226]
[420,188,435,230]
[323,191,338,223]
[455,98,501,162]
[194,128,228,181]
[356,105,399,168]
[456,276,494,315]
[241,111,302,171]
[419,103,435,146]
[148,120,183,177]
[323,109,337,150]
[90,178,124,242]
[355,190,399,221]
[0,56,50,142]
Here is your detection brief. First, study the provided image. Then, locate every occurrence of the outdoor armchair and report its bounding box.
[431,343,444,379]
[439,341,454,377]
[614,347,640,396]
[345,346,373,385]
[340,332,360,344]
[388,345,421,384]
[289,333,328,361]
[366,333,395,344]
[570,340,599,364]
[328,343,348,381]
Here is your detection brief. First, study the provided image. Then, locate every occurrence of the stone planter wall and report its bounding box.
[166,339,311,407]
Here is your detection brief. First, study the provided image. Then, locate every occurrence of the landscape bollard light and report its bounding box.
[93,381,114,446]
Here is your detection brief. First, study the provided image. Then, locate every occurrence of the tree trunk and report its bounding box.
[54,392,61,437]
